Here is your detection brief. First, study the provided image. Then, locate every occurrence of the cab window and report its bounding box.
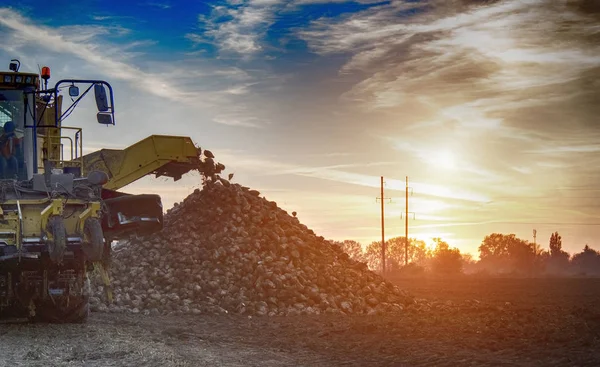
[0,91,26,180]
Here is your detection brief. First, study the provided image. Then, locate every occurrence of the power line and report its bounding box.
[475,204,600,209]
[411,221,600,228]
[555,188,600,191]
[491,222,600,226]
[486,196,600,200]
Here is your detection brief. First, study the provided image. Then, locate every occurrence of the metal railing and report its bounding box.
[37,126,83,175]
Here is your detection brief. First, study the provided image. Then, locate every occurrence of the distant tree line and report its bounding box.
[330,231,600,277]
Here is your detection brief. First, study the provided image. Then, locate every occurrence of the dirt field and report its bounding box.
[2,277,600,367]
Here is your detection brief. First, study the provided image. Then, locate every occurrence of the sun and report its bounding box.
[431,150,456,170]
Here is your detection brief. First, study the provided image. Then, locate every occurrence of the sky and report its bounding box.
[1,0,599,257]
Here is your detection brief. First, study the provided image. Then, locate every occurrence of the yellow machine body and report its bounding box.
[81,135,203,191]
[0,63,218,323]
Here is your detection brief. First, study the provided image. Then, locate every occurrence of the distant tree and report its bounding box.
[363,237,434,274]
[545,232,570,275]
[571,245,600,276]
[461,253,478,274]
[535,250,551,274]
[387,237,432,268]
[410,239,433,267]
[384,237,405,268]
[462,253,474,264]
[364,241,390,273]
[338,240,366,263]
[479,233,512,261]
[430,238,463,275]
[510,239,537,275]
[549,232,563,255]
[478,233,536,274]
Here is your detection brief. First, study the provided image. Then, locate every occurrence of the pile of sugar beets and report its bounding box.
[90,166,469,316]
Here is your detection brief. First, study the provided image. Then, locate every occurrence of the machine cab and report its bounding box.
[0,73,37,180]
[0,60,115,182]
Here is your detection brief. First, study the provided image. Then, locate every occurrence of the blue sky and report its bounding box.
[1,0,599,257]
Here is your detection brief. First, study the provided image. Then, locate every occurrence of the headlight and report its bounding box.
[3,75,11,83]
[15,76,23,83]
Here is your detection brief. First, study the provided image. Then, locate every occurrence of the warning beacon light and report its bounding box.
[41,66,51,89]
[41,66,51,80]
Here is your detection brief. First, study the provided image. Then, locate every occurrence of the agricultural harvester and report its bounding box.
[0,59,222,322]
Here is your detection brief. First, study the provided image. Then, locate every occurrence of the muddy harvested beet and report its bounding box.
[90,180,416,316]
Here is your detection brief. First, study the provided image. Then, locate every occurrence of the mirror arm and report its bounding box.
[57,83,95,123]
[52,79,116,126]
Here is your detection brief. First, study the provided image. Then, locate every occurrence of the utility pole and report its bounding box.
[405,176,409,266]
[400,182,415,266]
[376,176,391,274]
[533,229,537,253]
[382,176,385,274]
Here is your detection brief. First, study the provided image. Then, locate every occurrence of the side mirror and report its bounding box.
[97,112,113,125]
[9,60,19,72]
[69,85,80,97]
[94,84,109,112]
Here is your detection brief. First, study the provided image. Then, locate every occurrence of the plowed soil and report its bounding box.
[2,277,600,366]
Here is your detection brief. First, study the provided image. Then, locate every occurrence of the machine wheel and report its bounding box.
[82,218,104,262]
[34,277,90,324]
[47,216,67,264]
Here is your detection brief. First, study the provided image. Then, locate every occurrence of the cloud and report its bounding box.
[189,1,287,55]
[91,15,127,21]
[295,0,600,202]
[216,151,492,203]
[189,0,387,56]
[0,8,212,103]
[0,7,279,131]
[292,0,384,4]
[297,0,600,128]
[145,2,172,9]
[525,145,600,155]
[213,114,266,128]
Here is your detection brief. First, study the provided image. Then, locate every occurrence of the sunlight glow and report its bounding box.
[413,233,454,247]
[431,150,456,170]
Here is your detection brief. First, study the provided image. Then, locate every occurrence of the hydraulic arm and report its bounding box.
[80,135,221,191]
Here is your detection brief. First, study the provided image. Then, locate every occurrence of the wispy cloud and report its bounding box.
[190,0,286,55]
[217,151,492,203]
[145,1,171,9]
[297,0,600,134]
[189,0,387,56]
[213,114,266,128]
[90,15,137,22]
[0,8,211,104]
[524,145,600,154]
[0,7,276,129]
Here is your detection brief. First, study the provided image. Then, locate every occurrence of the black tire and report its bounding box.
[82,217,104,262]
[46,216,67,264]
[34,277,90,324]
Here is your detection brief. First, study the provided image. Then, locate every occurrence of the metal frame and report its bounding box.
[36,126,83,175]
[21,79,115,175]
[52,79,116,127]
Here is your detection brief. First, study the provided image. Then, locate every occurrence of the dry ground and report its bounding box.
[2,277,600,366]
